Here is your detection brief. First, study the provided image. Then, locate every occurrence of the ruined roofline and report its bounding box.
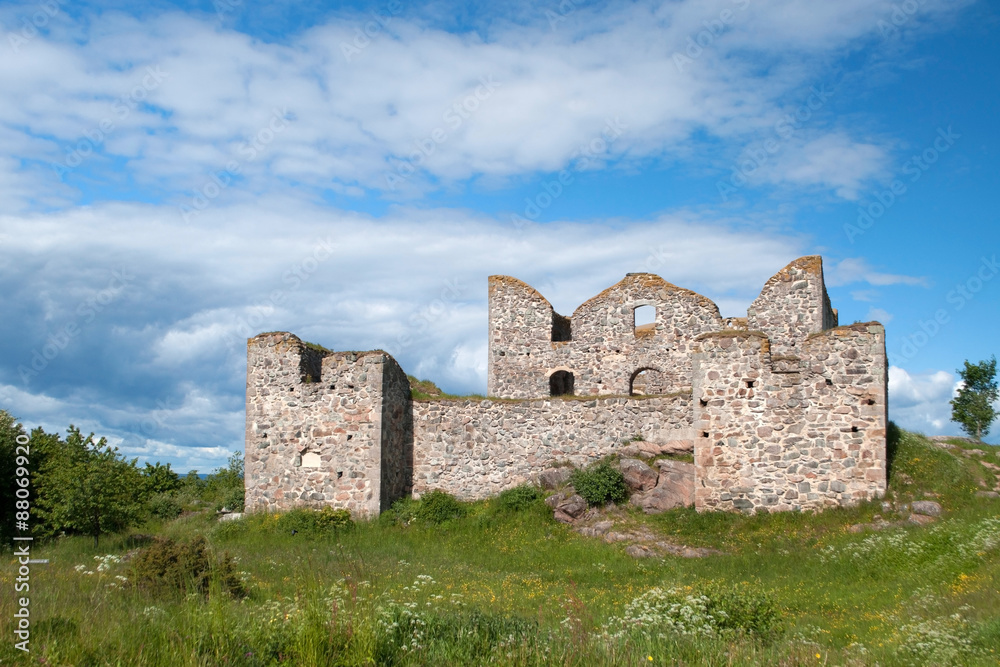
[488,275,562,315]
[247,331,392,361]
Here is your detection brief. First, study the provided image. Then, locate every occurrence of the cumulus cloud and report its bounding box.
[826,257,928,288]
[888,365,962,435]
[0,0,970,211]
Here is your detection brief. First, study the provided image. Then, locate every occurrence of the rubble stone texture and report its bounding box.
[245,256,887,516]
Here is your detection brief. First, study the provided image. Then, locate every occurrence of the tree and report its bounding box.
[34,427,145,547]
[141,461,182,496]
[205,451,245,511]
[1,410,63,545]
[950,356,998,442]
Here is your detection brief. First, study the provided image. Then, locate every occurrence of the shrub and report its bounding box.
[274,507,354,534]
[415,490,467,524]
[493,484,543,513]
[570,461,627,506]
[146,492,182,520]
[130,536,246,598]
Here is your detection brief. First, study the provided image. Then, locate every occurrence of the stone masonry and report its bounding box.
[245,256,888,516]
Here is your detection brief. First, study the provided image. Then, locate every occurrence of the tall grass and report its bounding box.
[2,430,998,665]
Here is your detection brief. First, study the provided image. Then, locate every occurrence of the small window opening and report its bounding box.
[865,398,876,405]
[301,451,322,468]
[851,426,859,433]
[701,431,710,438]
[634,305,656,335]
[337,471,343,479]
[825,378,833,386]
[552,313,571,342]
[745,380,755,388]
[550,370,575,396]
[699,398,708,407]
[347,434,353,441]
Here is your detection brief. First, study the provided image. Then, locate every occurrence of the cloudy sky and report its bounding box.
[1,0,997,471]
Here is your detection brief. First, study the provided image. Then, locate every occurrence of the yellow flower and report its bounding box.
[648,658,653,662]
[815,653,821,659]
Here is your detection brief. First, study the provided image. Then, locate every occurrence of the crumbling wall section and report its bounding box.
[244,333,394,517]
[692,323,887,513]
[747,256,836,356]
[412,394,693,500]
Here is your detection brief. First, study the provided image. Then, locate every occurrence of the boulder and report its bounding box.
[552,494,587,523]
[908,513,936,526]
[619,439,694,458]
[539,468,572,490]
[910,500,942,517]
[976,490,999,499]
[625,544,656,558]
[618,458,658,493]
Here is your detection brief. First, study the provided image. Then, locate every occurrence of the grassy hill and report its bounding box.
[2,427,999,665]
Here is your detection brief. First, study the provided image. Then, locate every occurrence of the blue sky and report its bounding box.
[1,0,997,472]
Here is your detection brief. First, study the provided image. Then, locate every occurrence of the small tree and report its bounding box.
[950,356,998,442]
[35,427,144,547]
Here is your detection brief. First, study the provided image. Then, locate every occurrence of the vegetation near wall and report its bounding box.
[2,411,1000,665]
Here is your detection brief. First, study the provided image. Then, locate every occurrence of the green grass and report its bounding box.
[3,430,999,665]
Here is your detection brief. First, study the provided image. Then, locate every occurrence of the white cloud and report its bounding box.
[888,365,960,434]
[865,307,893,324]
[826,257,928,287]
[0,0,970,209]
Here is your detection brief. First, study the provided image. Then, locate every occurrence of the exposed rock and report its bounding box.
[576,520,614,538]
[976,490,1000,498]
[910,500,942,517]
[908,513,936,526]
[629,459,696,513]
[553,494,587,522]
[544,491,567,509]
[618,458,658,493]
[619,439,694,458]
[539,468,573,490]
[625,544,656,558]
[219,512,244,522]
[655,542,724,558]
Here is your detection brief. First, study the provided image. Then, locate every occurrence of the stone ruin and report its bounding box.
[245,255,888,517]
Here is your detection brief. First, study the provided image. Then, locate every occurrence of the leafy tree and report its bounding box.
[950,356,998,441]
[1,410,63,545]
[34,427,145,547]
[141,461,182,495]
[204,451,244,511]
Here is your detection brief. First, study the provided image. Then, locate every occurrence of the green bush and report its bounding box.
[129,535,246,598]
[386,490,467,525]
[570,461,628,506]
[416,490,467,524]
[274,507,354,534]
[700,580,783,641]
[493,484,543,513]
[146,492,182,520]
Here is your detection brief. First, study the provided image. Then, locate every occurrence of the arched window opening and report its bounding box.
[550,370,575,396]
[634,305,656,336]
[629,367,661,396]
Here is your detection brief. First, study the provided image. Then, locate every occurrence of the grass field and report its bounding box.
[2,428,999,665]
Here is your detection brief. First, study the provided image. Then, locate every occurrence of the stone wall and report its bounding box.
[244,333,412,517]
[692,323,887,513]
[746,256,838,356]
[487,273,724,399]
[411,394,693,500]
